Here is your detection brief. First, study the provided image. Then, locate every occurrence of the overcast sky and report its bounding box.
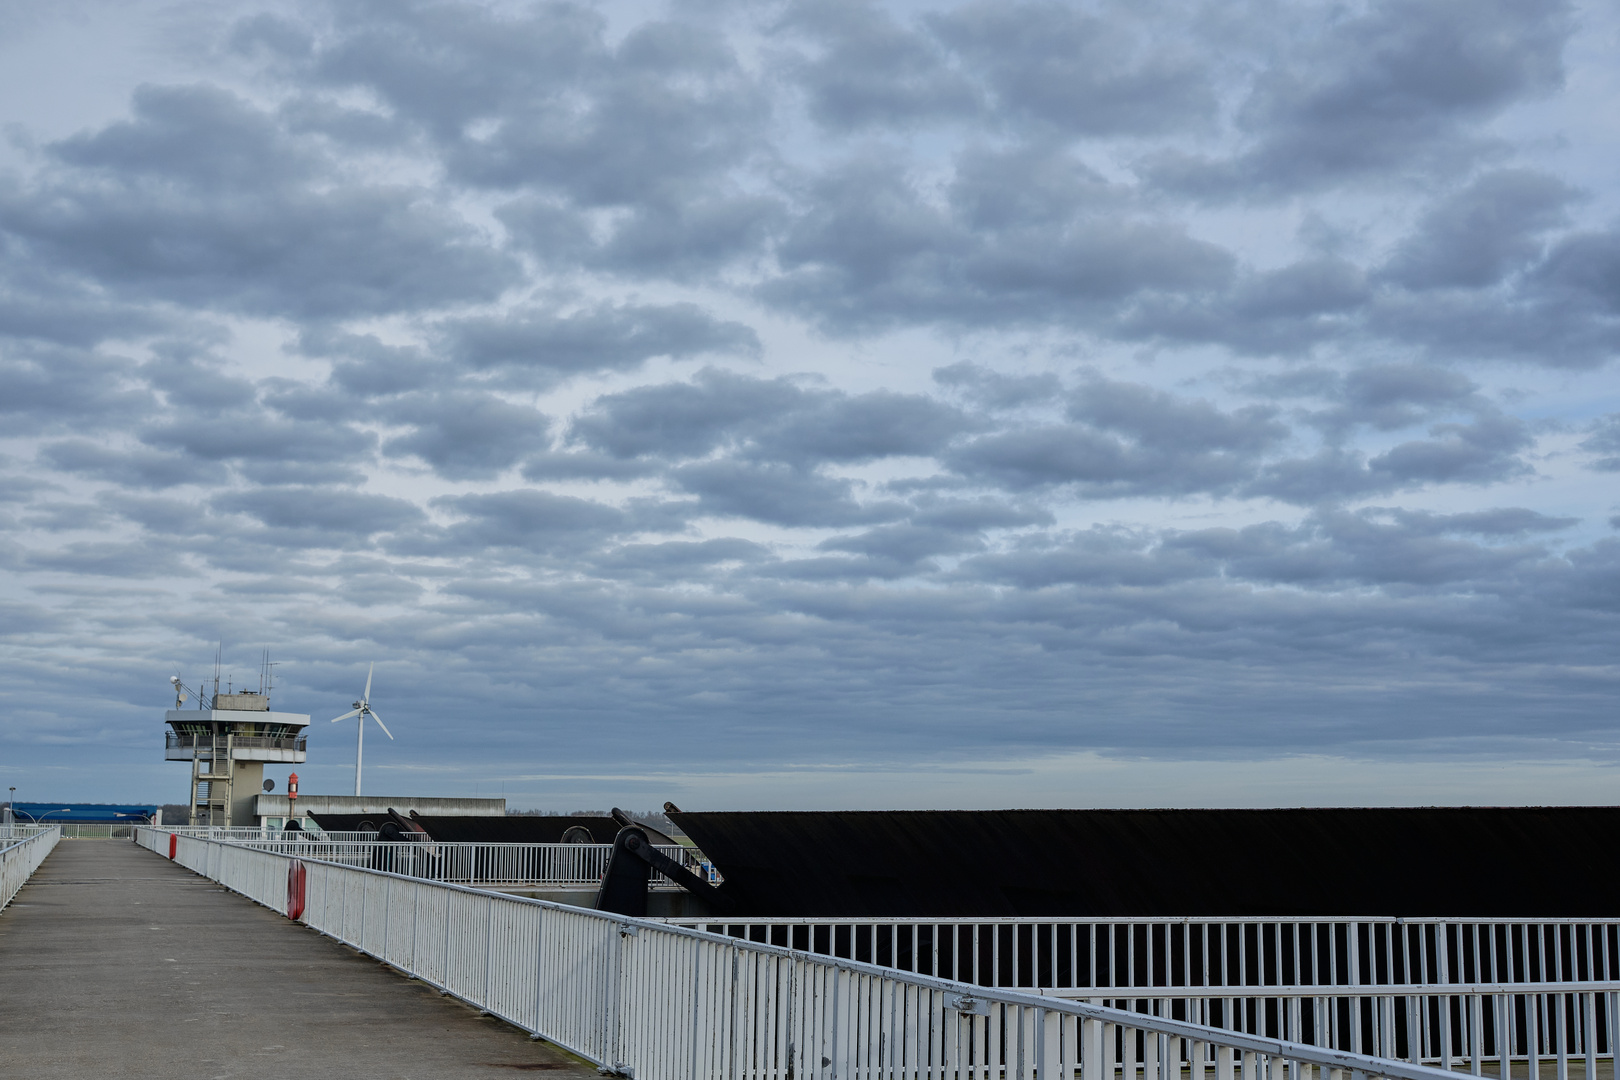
[2,0,1618,811]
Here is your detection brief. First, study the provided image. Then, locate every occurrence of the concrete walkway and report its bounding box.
[0,840,598,1080]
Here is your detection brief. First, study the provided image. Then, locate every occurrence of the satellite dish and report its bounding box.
[263,779,275,792]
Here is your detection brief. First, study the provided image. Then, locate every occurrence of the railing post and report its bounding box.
[1528,993,1540,1080]
[483,895,495,1011]
[688,939,706,1080]
[829,961,842,1080]
[1555,993,1568,1080]
[1082,1016,1102,1080]
[529,905,546,1039]
[1497,994,1512,1080]
[1582,992,1596,1080]
[1469,994,1482,1076]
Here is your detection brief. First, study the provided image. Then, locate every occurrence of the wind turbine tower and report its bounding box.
[330,663,394,796]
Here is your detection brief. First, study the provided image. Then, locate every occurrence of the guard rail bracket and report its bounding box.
[946,993,989,1016]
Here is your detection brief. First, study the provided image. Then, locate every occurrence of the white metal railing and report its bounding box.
[149,829,708,888]
[134,827,1479,1080]
[665,916,1620,1072]
[162,826,311,839]
[56,823,150,838]
[166,732,307,753]
[161,827,398,842]
[666,916,1620,988]
[228,838,706,889]
[2,825,61,912]
[4,822,157,839]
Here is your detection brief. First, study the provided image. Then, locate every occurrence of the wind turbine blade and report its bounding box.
[329,708,360,723]
[368,710,394,740]
[363,662,374,704]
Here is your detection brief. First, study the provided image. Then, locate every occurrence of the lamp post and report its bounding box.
[16,808,71,825]
[113,811,153,837]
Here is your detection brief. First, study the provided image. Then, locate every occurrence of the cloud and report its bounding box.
[276,1,769,214]
[0,344,156,433]
[777,0,981,130]
[212,488,427,540]
[1144,0,1573,198]
[571,370,805,460]
[1382,170,1576,290]
[571,369,969,471]
[930,0,1214,135]
[1,0,1617,801]
[672,460,902,527]
[0,85,519,319]
[818,521,987,565]
[419,489,642,556]
[1579,414,1620,471]
[948,377,1287,496]
[21,537,192,578]
[1366,412,1533,486]
[960,526,1214,588]
[1248,411,1532,504]
[439,303,761,390]
[379,391,550,480]
[933,362,1062,410]
[141,414,376,466]
[590,537,772,578]
[1318,364,1479,433]
[0,265,173,349]
[38,440,227,489]
[762,153,1235,333]
[1167,506,1563,588]
[1536,229,1620,316]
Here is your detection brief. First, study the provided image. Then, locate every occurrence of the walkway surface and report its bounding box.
[0,840,598,1080]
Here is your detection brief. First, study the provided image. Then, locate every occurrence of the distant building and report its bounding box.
[165,684,310,827]
[254,794,506,830]
[12,803,160,825]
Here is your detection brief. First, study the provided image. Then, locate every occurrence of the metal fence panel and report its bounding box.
[1,826,61,912]
[137,828,1568,1080]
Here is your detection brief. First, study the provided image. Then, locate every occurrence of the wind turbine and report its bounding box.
[329,663,393,796]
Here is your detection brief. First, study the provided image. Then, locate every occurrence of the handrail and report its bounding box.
[135,827,1485,1080]
[669,913,1620,993]
[234,837,707,889]
[2,825,62,913]
[163,829,714,888]
[166,733,307,752]
[1042,978,1620,997]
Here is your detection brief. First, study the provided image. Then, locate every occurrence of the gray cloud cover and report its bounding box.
[0,0,1616,810]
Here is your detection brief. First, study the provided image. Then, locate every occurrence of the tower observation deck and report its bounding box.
[166,680,309,826]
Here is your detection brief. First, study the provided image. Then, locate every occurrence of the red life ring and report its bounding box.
[286,859,306,920]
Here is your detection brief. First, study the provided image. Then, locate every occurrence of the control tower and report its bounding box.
[165,670,309,826]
